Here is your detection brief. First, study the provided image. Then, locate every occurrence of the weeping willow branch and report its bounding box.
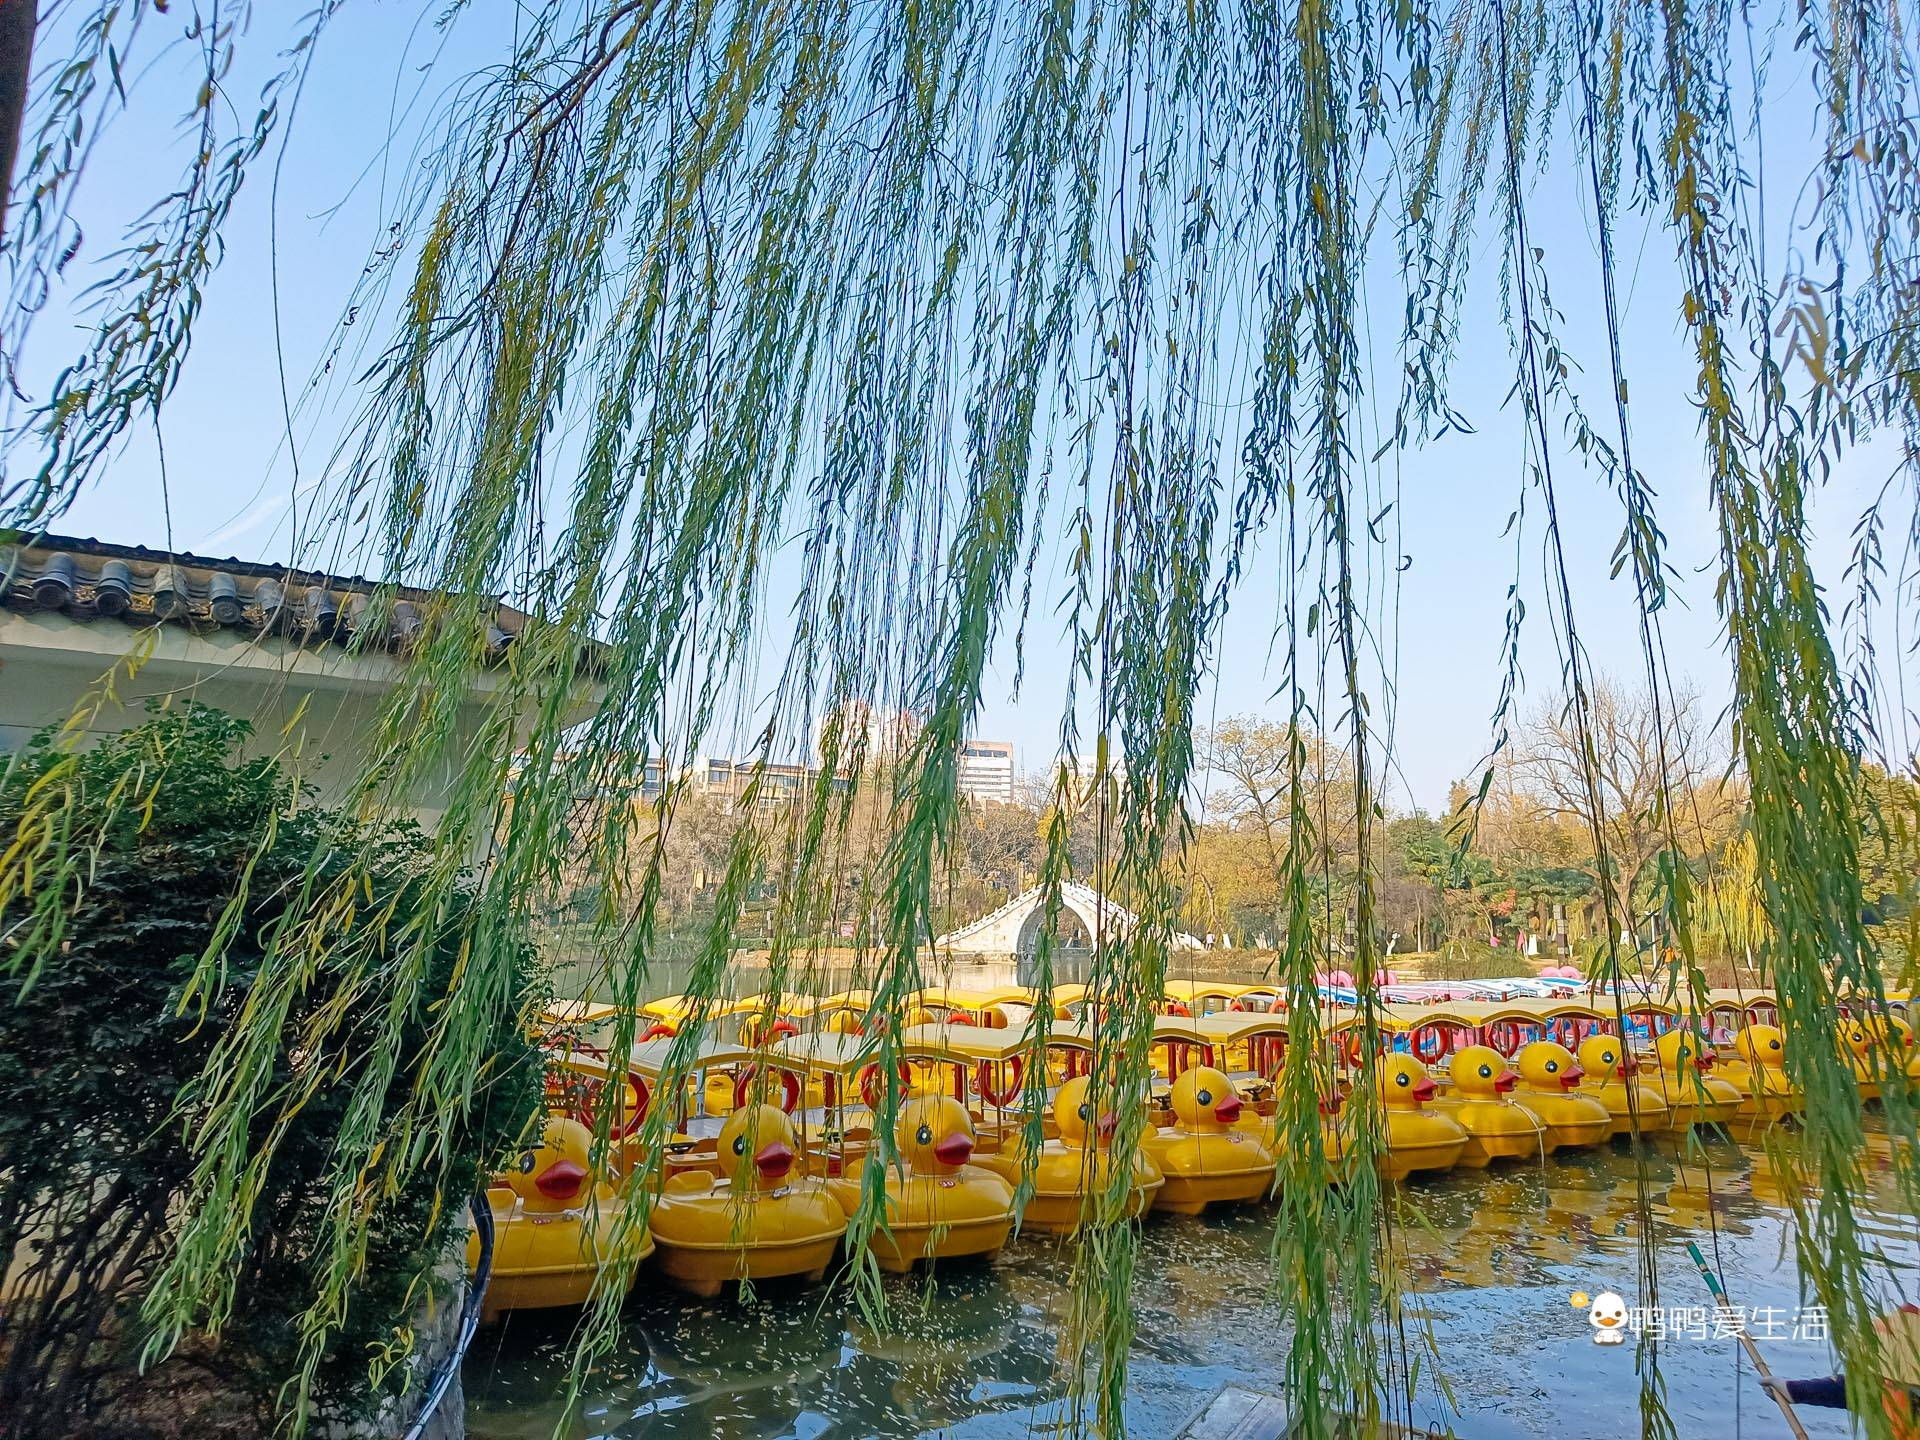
[5,0,1920,1436]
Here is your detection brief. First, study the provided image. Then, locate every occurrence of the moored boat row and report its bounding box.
[478,978,1918,1323]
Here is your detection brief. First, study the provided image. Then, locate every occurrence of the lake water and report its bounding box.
[463,1125,1916,1439]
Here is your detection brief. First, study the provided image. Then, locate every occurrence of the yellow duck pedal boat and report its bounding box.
[1364,1054,1468,1180]
[1649,1029,1744,1128]
[647,1104,848,1298]
[1246,1086,1352,1178]
[980,1076,1162,1231]
[830,1094,1016,1272]
[1434,1046,1545,1167]
[1141,1066,1277,1213]
[1513,1041,1613,1152]
[1573,1034,1672,1138]
[1717,1025,1805,1127]
[1840,1017,1887,1101]
[1860,1015,1920,1096]
[1842,1015,1920,1101]
[471,1116,651,1324]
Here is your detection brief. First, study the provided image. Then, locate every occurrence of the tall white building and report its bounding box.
[815,698,924,767]
[956,738,1016,804]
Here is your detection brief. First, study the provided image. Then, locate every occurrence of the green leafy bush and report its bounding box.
[0,704,544,1438]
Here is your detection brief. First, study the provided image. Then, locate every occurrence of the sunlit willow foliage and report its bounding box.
[6,0,1920,1435]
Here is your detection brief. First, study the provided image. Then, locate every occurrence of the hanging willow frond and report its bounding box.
[6,0,1920,1436]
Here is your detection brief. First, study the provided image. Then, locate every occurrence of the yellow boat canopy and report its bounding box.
[815,988,876,1015]
[1160,979,1266,1007]
[1047,983,1091,1012]
[1702,987,1779,1016]
[895,1022,1031,1065]
[1039,1018,1096,1052]
[1153,1012,1290,1048]
[539,999,620,1028]
[753,990,857,1019]
[762,1030,880,1080]
[636,993,763,1026]
[626,1034,760,1079]
[907,985,988,1014]
[1037,1011,1317,1055]
[546,1035,758,1093]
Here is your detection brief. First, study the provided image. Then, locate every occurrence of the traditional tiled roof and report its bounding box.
[0,533,526,657]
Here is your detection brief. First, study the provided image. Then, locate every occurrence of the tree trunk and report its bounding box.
[0,0,38,248]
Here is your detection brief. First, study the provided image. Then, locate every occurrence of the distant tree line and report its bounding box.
[540,677,1918,982]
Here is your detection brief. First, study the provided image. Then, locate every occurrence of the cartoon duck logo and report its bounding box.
[1581,1290,1629,1345]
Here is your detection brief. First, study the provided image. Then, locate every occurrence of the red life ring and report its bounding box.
[734,1064,802,1114]
[1165,1001,1192,1017]
[948,1009,976,1026]
[570,1073,650,1139]
[976,1056,1026,1107]
[1486,1021,1521,1056]
[1413,1027,1446,1063]
[616,1075,651,1136]
[747,1017,799,1046]
[860,1061,911,1110]
[639,1023,677,1042]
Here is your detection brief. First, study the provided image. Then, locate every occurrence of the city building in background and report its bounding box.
[814,698,925,766]
[956,738,1017,804]
[692,755,840,810]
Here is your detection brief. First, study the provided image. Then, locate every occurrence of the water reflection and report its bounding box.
[467,1129,1913,1439]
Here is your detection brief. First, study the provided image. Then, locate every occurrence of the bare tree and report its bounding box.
[1511,678,1739,929]
[1199,716,1357,872]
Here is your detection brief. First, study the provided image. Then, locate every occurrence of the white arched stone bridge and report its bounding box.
[933,880,1205,958]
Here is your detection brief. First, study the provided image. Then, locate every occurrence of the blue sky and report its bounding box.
[19,4,1917,813]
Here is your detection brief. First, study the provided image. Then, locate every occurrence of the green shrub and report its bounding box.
[0,704,544,1437]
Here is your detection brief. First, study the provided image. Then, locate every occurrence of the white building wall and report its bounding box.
[956,739,1015,804]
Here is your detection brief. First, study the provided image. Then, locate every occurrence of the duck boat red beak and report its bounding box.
[1617,1056,1636,1078]
[1494,1069,1519,1094]
[754,1141,795,1180]
[933,1132,974,1167]
[1411,1076,1437,1103]
[1694,1049,1717,1071]
[1096,1112,1119,1141]
[1213,1094,1243,1123]
[1560,1064,1585,1090]
[534,1159,587,1201]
